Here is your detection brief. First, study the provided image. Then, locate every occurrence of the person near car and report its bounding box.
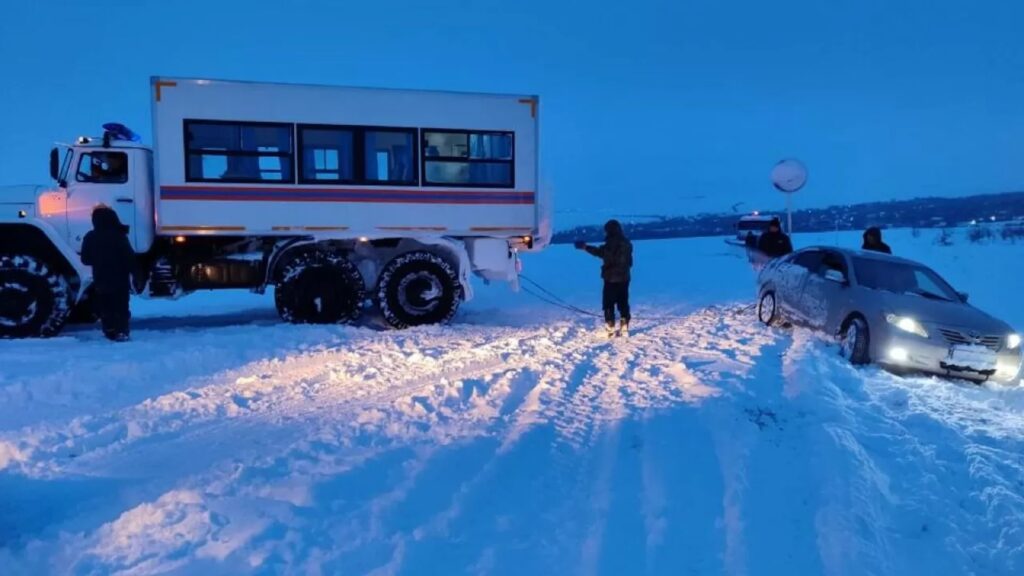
[862,227,892,254]
[757,218,793,258]
[80,206,137,342]
[575,219,633,337]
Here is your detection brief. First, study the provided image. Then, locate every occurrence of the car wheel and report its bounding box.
[839,316,870,365]
[758,291,779,326]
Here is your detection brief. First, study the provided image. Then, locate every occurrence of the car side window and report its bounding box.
[792,251,824,271]
[817,251,849,277]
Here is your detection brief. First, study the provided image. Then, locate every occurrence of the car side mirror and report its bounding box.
[824,269,847,284]
[957,291,969,303]
[49,147,60,181]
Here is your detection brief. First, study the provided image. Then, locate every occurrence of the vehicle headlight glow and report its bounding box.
[1009,334,1021,350]
[886,314,928,338]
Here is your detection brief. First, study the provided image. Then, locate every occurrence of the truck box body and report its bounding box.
[152,78,541,239]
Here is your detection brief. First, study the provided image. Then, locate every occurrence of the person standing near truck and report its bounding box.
[81,206,136,341]
[575,219,633,337]
[757,217,794,258]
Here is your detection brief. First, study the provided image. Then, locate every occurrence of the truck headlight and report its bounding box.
[886,314,928,338]
[1009,334,1021,350]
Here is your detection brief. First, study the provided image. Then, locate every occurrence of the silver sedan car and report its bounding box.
[756,247,1022,384]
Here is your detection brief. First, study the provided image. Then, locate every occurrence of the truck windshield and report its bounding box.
[737,220,771,231]
[59,148,73,184]
[852,257,959,302]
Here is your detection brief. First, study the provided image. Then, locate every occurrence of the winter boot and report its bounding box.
[619,320,630,338]
[605,322,617,338]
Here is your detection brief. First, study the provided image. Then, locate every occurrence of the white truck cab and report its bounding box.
[46,136,155,254]
[0,77,547,338]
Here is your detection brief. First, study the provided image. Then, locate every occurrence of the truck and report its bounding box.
[0,77,548,338]
[726,213,777,246]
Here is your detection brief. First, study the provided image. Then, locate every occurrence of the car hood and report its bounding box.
[877,291,1011,333]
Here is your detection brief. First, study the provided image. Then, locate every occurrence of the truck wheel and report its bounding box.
[0,255,73,338]
[378,251,462,329]
[274,251,364,324]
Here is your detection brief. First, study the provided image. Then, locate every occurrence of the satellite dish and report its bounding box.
[771,158,807,194]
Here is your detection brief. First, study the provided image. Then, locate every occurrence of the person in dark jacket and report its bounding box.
[81,206,136,341]
[575,219,633,337]
[757,218,793,258]
[862,227,892,254]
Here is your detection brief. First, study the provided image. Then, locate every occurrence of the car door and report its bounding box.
[796,250,850,331]
[66,149,137,253]
[774,250,823,322]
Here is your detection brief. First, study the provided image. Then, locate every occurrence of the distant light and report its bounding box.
[888,347,909,362]
[753,210,760,215]
[358,236,369,243]
[991,216,997,221]
[174,235,186,243]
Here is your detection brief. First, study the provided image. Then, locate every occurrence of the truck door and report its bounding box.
[66,149,138,253]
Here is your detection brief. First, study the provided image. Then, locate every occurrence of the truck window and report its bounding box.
[76,151,129,184]
[363,130,415,184]
[296,125,415,185]
[423,130,514,188]
[298,127,355,182]
[185,120,293,183]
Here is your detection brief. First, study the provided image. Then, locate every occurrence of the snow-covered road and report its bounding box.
[2,230,1023,575]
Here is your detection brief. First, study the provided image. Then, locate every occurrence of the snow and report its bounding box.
[1,227,1023,575]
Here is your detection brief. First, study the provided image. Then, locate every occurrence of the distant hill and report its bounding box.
[552,191,1024,244]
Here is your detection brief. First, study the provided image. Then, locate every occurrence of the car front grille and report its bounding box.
[938,328,1002,351]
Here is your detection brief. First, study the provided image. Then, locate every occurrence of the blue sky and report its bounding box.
[3,0,1023,224]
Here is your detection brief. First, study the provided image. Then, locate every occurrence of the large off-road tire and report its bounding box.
[0,255,73,338]
[758,290,780,327]
[839,315,871,365]
[377,251,462,329]
[274,251,365,324]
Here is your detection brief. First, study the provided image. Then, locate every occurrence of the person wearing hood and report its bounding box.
[757,217,793,258]
[81,206,136,341]
[862,227,892,254]
[575,219,633,337]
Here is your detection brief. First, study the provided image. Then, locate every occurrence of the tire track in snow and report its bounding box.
[0,323,583,476]
[2,305,782,575]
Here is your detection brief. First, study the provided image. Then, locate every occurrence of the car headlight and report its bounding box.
[1009,334,1021,350]
[886,314,929,338]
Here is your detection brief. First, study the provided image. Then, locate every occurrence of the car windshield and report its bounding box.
[852,257,960,301]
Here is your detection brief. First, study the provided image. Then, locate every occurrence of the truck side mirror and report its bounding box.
[49,147,60,182]
[958,291,970,303]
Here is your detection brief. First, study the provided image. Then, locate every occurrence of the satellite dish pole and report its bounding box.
[771,158,807,234]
